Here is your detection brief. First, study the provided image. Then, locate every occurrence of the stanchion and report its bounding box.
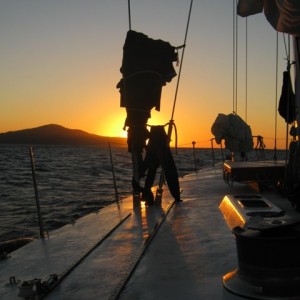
[29,146,45,239]
[192,141,197,173]
[108,142,119,205]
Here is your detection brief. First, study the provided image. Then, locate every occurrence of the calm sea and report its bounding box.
[0,144,284,244]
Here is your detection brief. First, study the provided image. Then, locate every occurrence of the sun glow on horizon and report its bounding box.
[98,125,127,138]
[95,111,128,138]
[96,109,173,138]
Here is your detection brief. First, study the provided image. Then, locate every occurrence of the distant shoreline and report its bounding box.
[0,124,287,150]
[0,124,127,147]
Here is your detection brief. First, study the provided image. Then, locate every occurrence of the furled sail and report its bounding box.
[211,113,253,155]
[116,30,178,146]
[117,30,178,128]
[117,30,179,195]
[237,0,263,17]
[237,0,300,35]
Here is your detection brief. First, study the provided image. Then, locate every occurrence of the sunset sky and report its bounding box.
[0,1,294,148]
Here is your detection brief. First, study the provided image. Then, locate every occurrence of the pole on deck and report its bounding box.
[192,141,197,173]
[108,142,119,204]
[29,146,45,239]
[210,139,216,167]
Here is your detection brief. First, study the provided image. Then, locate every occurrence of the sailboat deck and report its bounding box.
[0,165,296,299]
[223,160,286,186]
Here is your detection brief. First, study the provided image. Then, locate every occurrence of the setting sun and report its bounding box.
[96,108,174,139]
[96,111,128,138]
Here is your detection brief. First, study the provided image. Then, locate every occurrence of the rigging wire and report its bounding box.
[158,0,193,200]
[283,33,292,158]
[125,0,193,127]
[233,0,236,113]
[235,0,238,114]
[233,1,249,121]
[274,31,279,159]
[232,0,239,115]
[124,1,194,200]
[245,17,248,122]
[281,33,295,165]
[283,33,291,63]
[128,0,131,30]
[170,0,194,121]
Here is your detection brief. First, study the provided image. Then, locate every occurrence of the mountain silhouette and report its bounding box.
[0,124,127,146]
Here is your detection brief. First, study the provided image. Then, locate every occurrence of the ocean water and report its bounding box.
[0,144,284,244]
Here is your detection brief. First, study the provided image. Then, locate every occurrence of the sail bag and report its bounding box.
[211,113,253,153]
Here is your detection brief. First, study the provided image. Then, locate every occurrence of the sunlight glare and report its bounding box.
[96,112,127,138]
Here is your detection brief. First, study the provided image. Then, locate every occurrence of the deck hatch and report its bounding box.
[238,199,270,208]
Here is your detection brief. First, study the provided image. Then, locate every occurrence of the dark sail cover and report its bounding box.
[278,71,296,124]
[117,30,178,113]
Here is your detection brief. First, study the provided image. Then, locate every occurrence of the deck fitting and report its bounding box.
[220,194,300,299]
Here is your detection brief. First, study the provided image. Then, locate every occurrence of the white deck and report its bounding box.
[0,165,295,299]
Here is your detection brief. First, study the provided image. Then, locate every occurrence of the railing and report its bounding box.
[0,142,132,250]
[0,141,285,251]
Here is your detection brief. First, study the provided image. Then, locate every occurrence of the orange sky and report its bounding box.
[0,1,294,148]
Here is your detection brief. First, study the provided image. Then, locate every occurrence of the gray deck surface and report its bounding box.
[0,165,294,299]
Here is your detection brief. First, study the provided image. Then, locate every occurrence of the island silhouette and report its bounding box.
[0,124,127,146]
